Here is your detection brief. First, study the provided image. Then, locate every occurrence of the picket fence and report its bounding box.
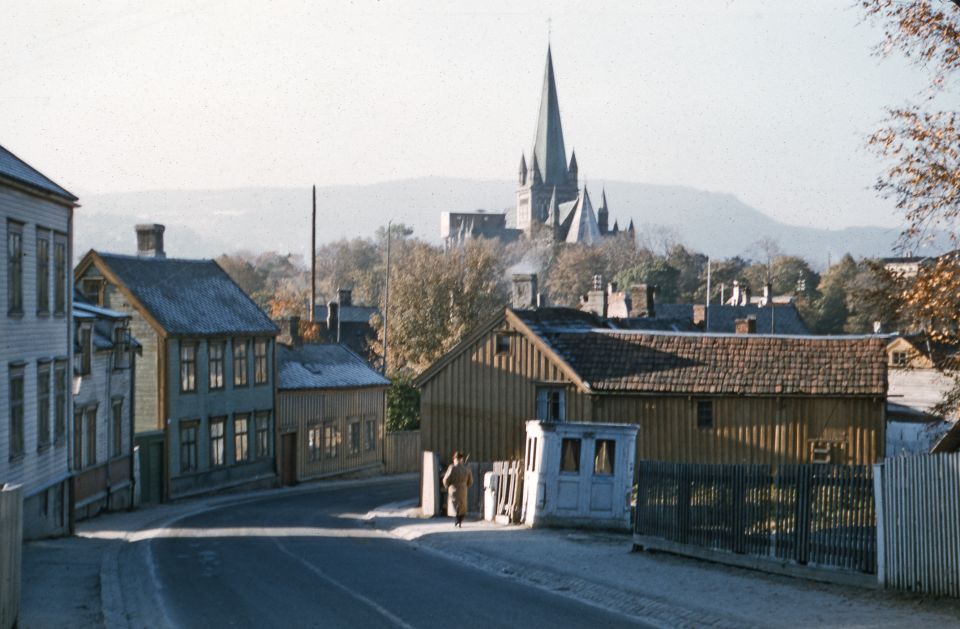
[0,485,22,629]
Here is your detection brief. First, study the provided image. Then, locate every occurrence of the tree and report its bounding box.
[543,245,608,307]
[386,374,421,431]
[613,258,681,303]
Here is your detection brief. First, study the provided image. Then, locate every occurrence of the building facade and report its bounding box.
[0,144,77,538]
[74,225,279,501]
[71,299,137,520]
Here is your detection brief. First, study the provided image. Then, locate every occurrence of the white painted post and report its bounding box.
[420,451,440,518]
[872,462,885,587]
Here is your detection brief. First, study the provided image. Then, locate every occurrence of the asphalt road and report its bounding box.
[117,478,651,629]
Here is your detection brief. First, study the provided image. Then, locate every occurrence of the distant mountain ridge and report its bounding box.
[73,177,906,268]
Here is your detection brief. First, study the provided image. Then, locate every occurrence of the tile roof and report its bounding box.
[656,303,810,335]
[514,308,699,334]
[97,253,277,336]
[543,330,887,396]
[0,144,77,202]
[278,343,390,390]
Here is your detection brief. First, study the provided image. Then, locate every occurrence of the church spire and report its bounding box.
[531,45,568,187]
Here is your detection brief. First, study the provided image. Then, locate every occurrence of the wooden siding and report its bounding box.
[421,316,885,466]
[277,387,385,480]
[0,185,72,509]
[384,430,421,473]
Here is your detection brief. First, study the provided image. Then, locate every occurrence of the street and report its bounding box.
[115,478,649,628]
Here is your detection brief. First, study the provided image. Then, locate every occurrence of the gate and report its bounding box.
[135,431,165,504]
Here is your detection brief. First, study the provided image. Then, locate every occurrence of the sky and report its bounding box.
[0,1,941,230]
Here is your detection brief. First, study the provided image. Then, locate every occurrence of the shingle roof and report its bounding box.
[544,330,887,396]
[97,253,277,336]
[656,303,810,335]
[278,343,390,390]
[0,144,77,202]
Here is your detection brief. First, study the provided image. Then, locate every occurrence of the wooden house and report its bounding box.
[417,304,888,467]
[74,225,279,502]
[0,144,77,539]
[276,337,389,483]
[71,298,137,521]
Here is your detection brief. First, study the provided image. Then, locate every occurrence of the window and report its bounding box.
[348,419,361,455]
[208,341,225,390]
[696,400,713,429]
[323,423,338,459]
[180,342,197,392]
[308,425,322,461]
[255,411,271,459]
[53,236,66,315]
[36,231,50,314]
[78,324,92,375]
[594,440,615,475]
[9,366,25,458]
[180,420,199,473]
[536,387,566,421]
[7,221,23,315]
[85,407,97,467]
[54,361,67,443]
[495,333,512,356]
[209,417,226,466]
[80,277,104,306]
[73,409,83,470]
[37,363,51,448]
[111,399,123,457]
[364,419,376,452]
[891,350,908,367]
[233,339,248,386]
[234,414,249,462]
[113,325,130,369]
[560,438,580,473]
[254,338,268,384]
[526,437,538,472]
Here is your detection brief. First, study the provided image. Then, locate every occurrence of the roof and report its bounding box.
[531,46,569,186]
[514,307,697,334]
[314,304,378,324]
[656,303,811,335]
[94,253,278,336]
[543,329,887,396]
[932,421,960,453]
[0,144,77,203]
[278,343,390,390]
[564,188,602,245]
[73,300,140,352]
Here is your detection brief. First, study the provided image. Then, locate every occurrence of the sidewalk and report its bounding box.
[365,501,960,629]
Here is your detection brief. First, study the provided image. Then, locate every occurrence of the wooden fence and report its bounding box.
[384,430,421,474]
[635,461,876,574]
[876,453,960,597]
[0,484,22,629]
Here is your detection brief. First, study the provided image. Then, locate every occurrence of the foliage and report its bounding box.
[614,258,681,303]
[543,244,609,306]
[386,374,421,432]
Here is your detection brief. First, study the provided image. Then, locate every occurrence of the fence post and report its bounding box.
[872,462,885,587]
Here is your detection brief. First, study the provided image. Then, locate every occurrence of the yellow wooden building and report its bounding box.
[416,307,887,466]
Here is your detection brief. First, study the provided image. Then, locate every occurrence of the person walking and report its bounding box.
[442,451,473,528]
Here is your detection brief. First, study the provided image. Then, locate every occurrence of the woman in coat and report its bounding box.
[442,451,473,527]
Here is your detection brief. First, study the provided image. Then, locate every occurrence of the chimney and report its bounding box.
[692,304,706,328]
[338,288,352,307]
[511,273,538,310]
[742,286,752,306]
[580,274,608,318]
[289,315,302,347]
[761,283,772,307]
[135,224,166,259]
[327,300,339,340]
[735,316,757,334]
[629,284,656,318]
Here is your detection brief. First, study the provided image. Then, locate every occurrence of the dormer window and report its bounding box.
[81,277,105,306]
[890,351,908,367]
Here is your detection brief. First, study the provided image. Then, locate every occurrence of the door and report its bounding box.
[136,432,165,504]
[281,432,298,485]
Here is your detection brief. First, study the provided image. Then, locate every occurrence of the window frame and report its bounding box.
[54,360,67,444]
[495,333,512,356]
[254,338,268,385]
[364,418,377,452]
[53,234,67,316]
[37,362,51,449]
[179,420,200,474]
[208,340,225,390]
[308,424,322,462]
[559,437,581,474]
[72,407,84,471]
[7,221,23,316]
[696,400,714,430]
[78,323,92,376]
[111,398,123,458]
[8,365,25,459]
[36,229,50,315]
[323,422,338,459]
[593,439,616,476]
[255,411,271,459]
[890,350,909,367]
[536,386,566,422]
[180,341,198,393]
[233,339,249,387]
[347,418,361,456]
[84,405,97,467]
[234,414,249,463]
[209,416,226,467]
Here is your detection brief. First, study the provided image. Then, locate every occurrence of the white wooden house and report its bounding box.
[0,144,77,539]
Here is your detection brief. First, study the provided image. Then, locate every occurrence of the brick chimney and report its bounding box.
[289,315,302,347]
[692,304,706,328]
[511,273,538,310]
[580,274,608,318]
[135,224,165,259]
[629,284,656,317]
[735,316,757,334]
[338,288,352,307]
[327,300,339,341]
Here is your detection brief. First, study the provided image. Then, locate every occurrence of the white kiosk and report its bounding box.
[522,420,639,531]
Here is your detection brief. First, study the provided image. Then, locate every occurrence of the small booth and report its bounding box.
[522,420,639,531]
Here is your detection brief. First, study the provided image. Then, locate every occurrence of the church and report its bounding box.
[443,45,633,247]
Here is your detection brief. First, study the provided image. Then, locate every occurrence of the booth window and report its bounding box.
[594,439,615,475]
[560,438,581,473]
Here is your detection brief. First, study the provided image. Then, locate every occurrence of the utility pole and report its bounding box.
[310,185,316,322]
[705,257,711,332]
[383,220,392,375]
